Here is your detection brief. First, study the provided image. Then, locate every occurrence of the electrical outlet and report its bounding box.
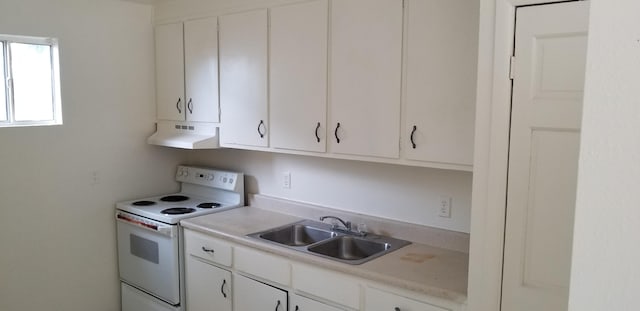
[283,172,291,189]
[438,196,452,218]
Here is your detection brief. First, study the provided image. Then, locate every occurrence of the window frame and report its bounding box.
[0,34,62,127]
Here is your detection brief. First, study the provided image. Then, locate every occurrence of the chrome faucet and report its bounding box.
[319,215,352,232]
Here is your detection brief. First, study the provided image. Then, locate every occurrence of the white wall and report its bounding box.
[0,0,184,310]
[188,150,472,233]
[569,0,640,309]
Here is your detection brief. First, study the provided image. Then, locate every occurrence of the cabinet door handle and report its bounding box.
[257,120,266,138]
[220,279,227,298]
[315,122,321,143]
[334,122,341,144]
[187,98,193,114]
[201,246,215,253]
[410,125,417,149]
[295,306,299,311]
[275,300,281,311]
[394,308,401,311]
[176,98,182,114]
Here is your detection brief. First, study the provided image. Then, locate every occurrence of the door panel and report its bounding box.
[184,17,219,123]
[219,9,268,147]
[233,274,287,311]
[502,2,589,310]
[270,0,328,153]
[329,0,402,158]
[155,22,185,121]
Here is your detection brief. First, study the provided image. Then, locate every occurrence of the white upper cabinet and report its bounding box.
[270,0,328,153]
[402,0,478,167]
[329,0,403,159]
[155,22,185,121]
[155,17,219,123]
[184,17,220,123]
[219,9,269,147]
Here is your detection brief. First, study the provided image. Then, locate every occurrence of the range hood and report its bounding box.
[147,121,220,149]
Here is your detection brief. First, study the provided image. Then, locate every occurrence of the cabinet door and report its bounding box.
[403,0,478,166]
[292,294,346,311]
[365,287,448,311]
[270,0,328,152]
[155,22,185,121]
[184,17,219,123]
[185,257,232,311]
[219,9,269,147]
[329,0,402,158]
[233,274,287,311]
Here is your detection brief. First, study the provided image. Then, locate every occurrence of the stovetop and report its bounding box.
[116,166,245,225]
[117,192,239,225]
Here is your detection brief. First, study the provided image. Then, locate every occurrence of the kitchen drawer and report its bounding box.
[365,287,449,311]
[235,245,291,286]
[184,229,233,267]
[292,263,361,310]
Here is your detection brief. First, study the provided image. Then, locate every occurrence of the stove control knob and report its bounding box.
[206,174,214,181]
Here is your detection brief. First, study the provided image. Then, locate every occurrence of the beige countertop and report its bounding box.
[181,205,469,304]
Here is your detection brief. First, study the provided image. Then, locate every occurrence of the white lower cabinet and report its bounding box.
[183,229,458,311]
[233,274,287,311]
[184,258,232,311]
[292,263,360,310]
[292,294,346,311]
[184,230,233,311]
[364,287,449,311]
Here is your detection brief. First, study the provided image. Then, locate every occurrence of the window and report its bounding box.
[0,35,62,127]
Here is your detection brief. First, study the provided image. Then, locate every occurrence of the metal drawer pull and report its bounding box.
[315,122,321,143]
[410,125,417,149]
[187,98,193,114]
[257,120,266,138]
[220,279,227,298]
[176,98,182,113]
[275,300,281,311]
[201,246,215,253]
[334,122,341,143]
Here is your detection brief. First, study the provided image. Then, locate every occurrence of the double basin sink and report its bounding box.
[247,219,411,265]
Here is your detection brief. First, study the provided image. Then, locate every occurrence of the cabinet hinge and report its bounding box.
[509,56,516,80]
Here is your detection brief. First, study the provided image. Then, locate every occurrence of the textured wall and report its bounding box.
[0,1,184,310]
[569,0,640,310]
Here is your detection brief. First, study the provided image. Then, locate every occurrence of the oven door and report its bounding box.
[117,211,180,305]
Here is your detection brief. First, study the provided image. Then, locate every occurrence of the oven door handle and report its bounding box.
[116,212,175,238]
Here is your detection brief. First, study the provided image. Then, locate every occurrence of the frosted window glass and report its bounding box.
[10,43,54,121]
[0,43,6,121]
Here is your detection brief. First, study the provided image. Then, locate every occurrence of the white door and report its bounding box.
[270,0,328,153]
[502,2,589,311]
[233,274,287,311]
[185,257,231,311]
[184,17,219,123]
[219,9,268,147]
[329,0,402,159]
[155,22,185,121]
[402,0,478,167]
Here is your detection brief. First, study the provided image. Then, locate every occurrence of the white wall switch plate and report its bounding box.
[439,196,452,218]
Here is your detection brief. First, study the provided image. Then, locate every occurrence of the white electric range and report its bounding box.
[116,165,244,311]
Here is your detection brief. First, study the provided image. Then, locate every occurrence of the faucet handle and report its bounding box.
[356,223,368,235]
